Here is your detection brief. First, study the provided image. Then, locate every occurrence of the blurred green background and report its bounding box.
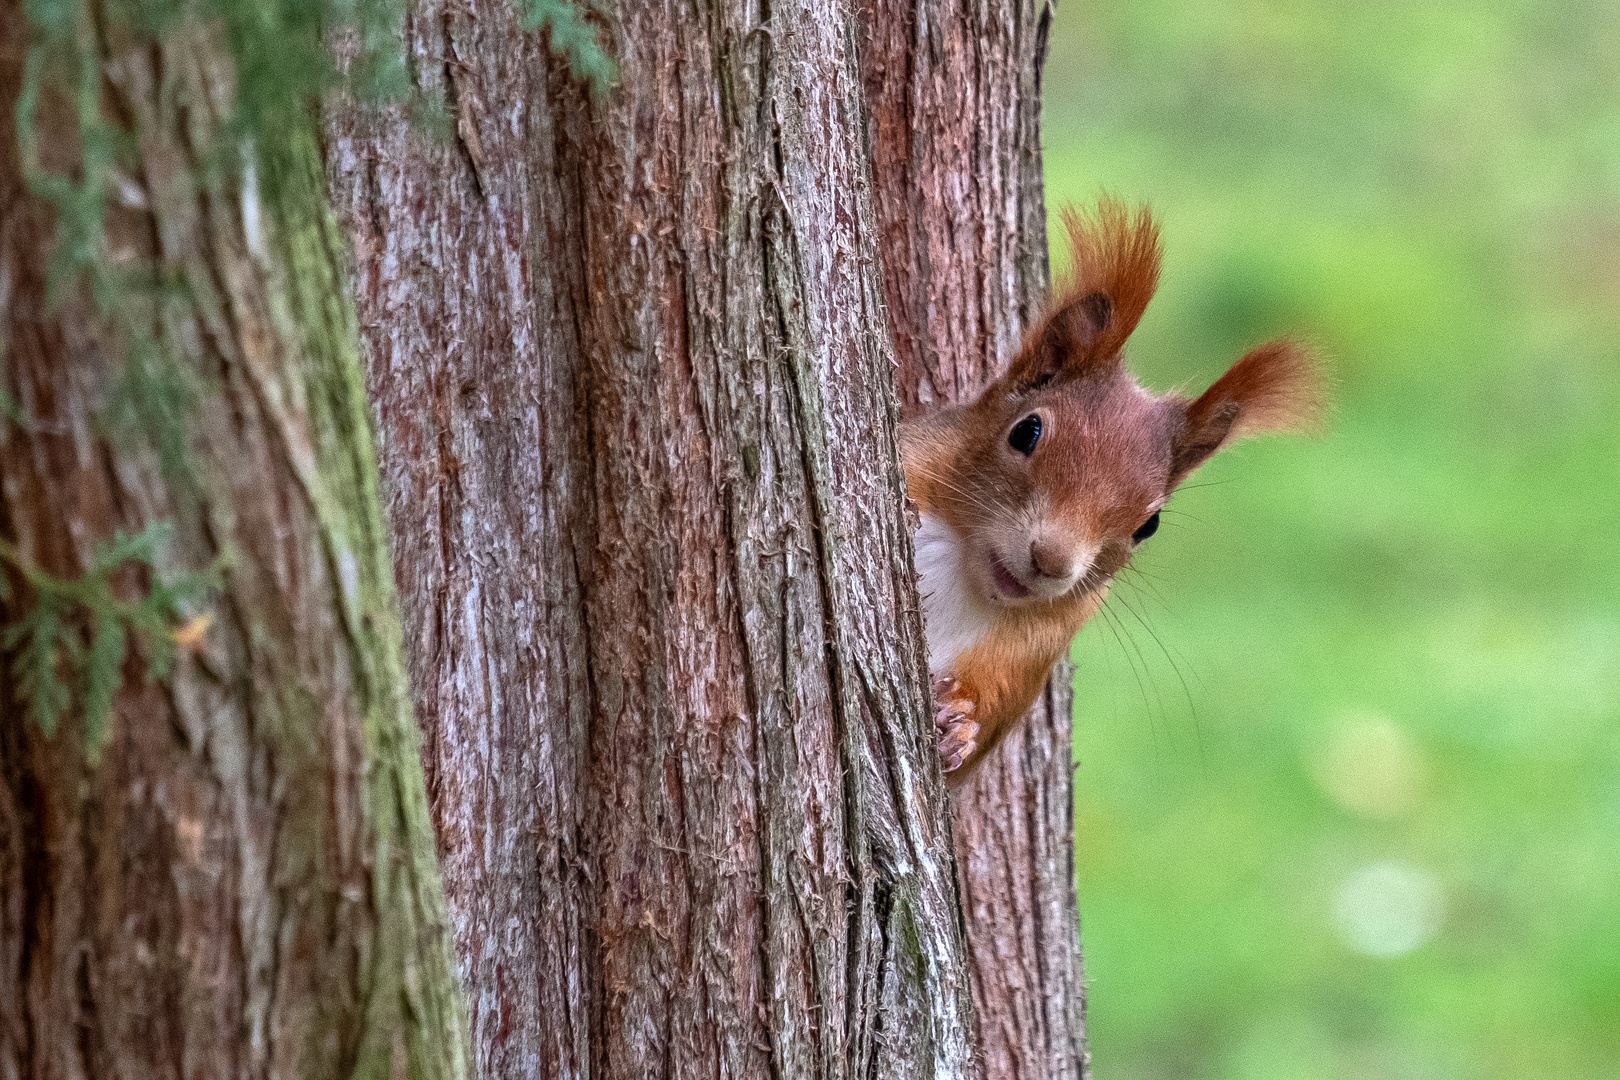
[1041,2,1620,1077]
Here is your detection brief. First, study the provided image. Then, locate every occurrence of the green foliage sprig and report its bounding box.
[16,0,415,299]
[0,522,220,762]
[15,0,123,304]
[104,330,203,488]
[517,0,618,97]
[15,0,618,304]
[5,0,616,756]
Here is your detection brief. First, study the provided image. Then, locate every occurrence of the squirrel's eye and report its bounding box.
[1131,512,1160,544]
[1008,414,1042,456]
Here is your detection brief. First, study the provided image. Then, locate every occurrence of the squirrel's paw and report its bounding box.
[931,675,979,774]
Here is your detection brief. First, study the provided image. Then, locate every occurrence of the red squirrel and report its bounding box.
[902,201,1323,784]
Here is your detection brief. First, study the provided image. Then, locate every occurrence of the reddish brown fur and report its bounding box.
[903,202,1323,784]
[1001,199,1163,390]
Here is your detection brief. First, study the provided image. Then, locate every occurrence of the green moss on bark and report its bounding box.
[266,120,469,1080]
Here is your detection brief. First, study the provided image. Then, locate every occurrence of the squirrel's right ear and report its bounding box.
[1169,339,1325,485]
[999,200,1162,392]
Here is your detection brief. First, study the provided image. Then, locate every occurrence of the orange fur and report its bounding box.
[1000,199,1163,390]
[944,590,1106,774]
[1057,200,1162,364]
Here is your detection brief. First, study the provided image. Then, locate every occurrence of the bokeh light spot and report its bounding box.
[1333,861,1445,958]
[1309,713,1427,819]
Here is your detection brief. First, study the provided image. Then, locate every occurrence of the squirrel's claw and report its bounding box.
[931,676,978,774]
[938,719,980,772]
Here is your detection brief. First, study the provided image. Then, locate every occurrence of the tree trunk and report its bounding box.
[860,3,1091,1077]
[326,0,974,1076]
[0,5,468,1078]
[330,1,1085,1079]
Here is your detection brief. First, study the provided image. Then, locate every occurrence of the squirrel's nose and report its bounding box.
[1029,539,1072,580]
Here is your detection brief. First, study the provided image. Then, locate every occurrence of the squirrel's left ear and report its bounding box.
[999,200,1162,392]
[1169,339,1324,484]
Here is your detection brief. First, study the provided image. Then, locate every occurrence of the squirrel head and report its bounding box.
[924,200,1324,609]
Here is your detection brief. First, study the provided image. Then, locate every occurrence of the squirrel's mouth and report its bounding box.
[990,555,1032,599]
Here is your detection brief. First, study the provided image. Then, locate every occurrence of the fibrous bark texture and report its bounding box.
[860,2,1091,1077]
[327,0,1082,1077]
[327,0,975,1077]
[0,6,468,1078]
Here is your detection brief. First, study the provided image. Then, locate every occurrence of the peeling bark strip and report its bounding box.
[860,2,1092,1077]
[0,6,469,1079]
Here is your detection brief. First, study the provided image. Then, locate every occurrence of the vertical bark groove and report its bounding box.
[860,1,1090,1076]
[327,0,1079,1077]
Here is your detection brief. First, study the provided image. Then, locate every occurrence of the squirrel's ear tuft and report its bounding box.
[1169,339,1325,484]
[1000,199,1162,392]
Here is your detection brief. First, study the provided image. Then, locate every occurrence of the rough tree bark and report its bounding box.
[327,0,973,1076]
[860,3,1091,1077]
[0,5,469,1077]
[329,0,1085,1079]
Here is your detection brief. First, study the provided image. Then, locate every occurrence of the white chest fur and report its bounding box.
[913,512,999,675]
